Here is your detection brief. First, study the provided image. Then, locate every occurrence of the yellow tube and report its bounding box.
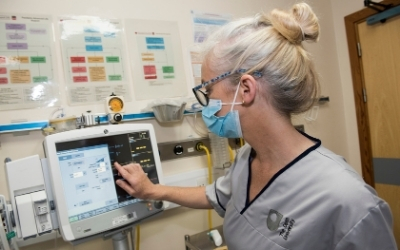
[200,145,212,184]
[199,144,213,230]
[228,145,234,163]
[136,225,140,250]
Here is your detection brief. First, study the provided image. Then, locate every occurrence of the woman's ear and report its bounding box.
[240,74,258,106]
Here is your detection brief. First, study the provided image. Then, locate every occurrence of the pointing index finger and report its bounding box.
[114,162,128,177]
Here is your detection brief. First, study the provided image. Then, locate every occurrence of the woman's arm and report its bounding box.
[114,162,212,209]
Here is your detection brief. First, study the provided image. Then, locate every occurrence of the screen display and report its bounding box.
[55,130,159,223]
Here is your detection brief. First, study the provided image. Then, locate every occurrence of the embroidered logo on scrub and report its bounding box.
[266,209,283,231]
[279,217,295,240]
[266,209,296,241]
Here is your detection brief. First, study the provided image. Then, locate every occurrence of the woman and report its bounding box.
[115,3,397,249]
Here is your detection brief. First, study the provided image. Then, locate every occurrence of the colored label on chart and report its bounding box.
[162,66,174,73]
[103,32,116,38]
[85,36,101,43]
[147,45,165,50]
[10,56,29,64]
[73,76,88,83]
[7,43,28,49]
[163,76,174,79]
[84,27,100,33]
[0,78,8,84]
[29,29,46,34]
[143,65,156,74]
[106,56,119,63]
[31,56,46,63]
[0,68,7,74]
[88,56,104,63]
[72,67,87,73]
[86,45,103,52]
[145,37,164,44]
[6,33,26,40]
[71,57,86,63]
[109,75,122,81]
[89,67,106,81]
[33,76,48,83]
[5,23,26,30]
[141,53,154,61]
[145,75,157,80]
[10,70,31,83]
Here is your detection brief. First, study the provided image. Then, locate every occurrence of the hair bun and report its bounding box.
[269,3,320,44]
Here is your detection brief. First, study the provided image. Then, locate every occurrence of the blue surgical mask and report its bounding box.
[202,83,242,138]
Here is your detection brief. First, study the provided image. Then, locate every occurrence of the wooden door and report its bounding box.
[358,15,400,243]
[346,0,400,245]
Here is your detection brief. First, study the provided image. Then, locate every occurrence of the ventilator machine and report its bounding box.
[1,124,166,250]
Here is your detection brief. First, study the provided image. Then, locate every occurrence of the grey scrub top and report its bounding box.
[206,132,397,250]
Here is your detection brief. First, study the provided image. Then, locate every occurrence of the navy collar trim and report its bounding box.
[240,131,321,215]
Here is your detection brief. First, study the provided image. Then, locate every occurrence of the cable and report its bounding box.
[196,143,213,230]
[228,146,234,163]
[240,138,245,147]
[135,225,140,250]
[201,145,212,186]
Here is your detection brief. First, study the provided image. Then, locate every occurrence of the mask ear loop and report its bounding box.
[221,81,242,108]
[230,81,242,111]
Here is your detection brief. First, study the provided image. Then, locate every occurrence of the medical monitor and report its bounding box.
[43,124,165,242]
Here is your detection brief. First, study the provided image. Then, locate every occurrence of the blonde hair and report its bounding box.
[201,3,320,117]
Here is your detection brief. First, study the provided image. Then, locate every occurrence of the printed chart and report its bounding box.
[125,19,187,100]
[139,37,175,81]
[0,13,59,110]
[191,11,232,44]
[59,17,131,105]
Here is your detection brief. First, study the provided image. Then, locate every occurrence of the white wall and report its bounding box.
[0,0,366,249]
[330,0,366,172]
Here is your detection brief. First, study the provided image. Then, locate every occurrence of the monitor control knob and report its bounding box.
[154,200,163,209]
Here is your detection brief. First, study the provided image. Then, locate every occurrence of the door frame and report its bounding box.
[345,0,400,187]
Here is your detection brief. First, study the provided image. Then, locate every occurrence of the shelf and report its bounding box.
[0,110,198,135]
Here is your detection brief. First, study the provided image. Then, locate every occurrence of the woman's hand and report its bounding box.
[115,162,211,209]
[114,162,157,200]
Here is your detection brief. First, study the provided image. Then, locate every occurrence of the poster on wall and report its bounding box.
[190,51,202,86]
[59,16,131,105]
[189,11,232,87]
[0,13,59,111]
[191,10,232,44]
[124,19,187,100]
